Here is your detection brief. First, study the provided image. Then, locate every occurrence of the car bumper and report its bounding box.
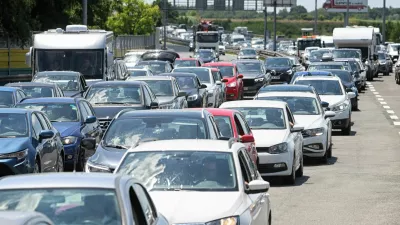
[0,158,30,176]
[242,79,264,96]
[270,73,291,83]
[378,64,389,72]
[257,152,292,176]
[330,109,350,129]
[63,142,80,169]
[226,87,239,100]
[187,98,203,108]
[302,135,326,157]
[207,92,217,107]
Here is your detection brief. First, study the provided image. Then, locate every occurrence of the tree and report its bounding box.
[106,0,161,35]
[152,0,179,26]
[290,5,308,14]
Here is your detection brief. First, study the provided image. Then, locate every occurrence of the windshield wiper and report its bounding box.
[103,144,128,150]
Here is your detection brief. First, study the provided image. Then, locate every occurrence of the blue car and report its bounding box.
[0,108,64,175]
[0,87,27,108]
[16,97,101,171]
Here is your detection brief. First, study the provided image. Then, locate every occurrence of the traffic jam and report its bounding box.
[0,19,398,225]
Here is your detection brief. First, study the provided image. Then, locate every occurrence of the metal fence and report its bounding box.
[114,34,157,57]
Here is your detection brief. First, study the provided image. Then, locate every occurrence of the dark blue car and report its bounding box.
[0,87,27,108]
[0,108,64,176]
[16,97,101,171]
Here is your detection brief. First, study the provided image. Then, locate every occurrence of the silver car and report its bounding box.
[0,173,170,225]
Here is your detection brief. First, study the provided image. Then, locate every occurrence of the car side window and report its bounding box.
[212,71,219,83]
[142,86,152,105]
[236,113,250,134]
[238,151,251,184]
[147,86,157,101]
[209,115,222,138]
[242,149,258,180]
[133,184,157,224]
[36,113,51,130]
[32,114,44,139]
[128,187,145,225]
[196,78,202,87]
[286,106,295,125]
[79,102,89,120]
[83,101,95,117]
[234,114,245,136]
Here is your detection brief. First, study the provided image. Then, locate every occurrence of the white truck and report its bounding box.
[25,25,115,82]
[333,26,378,81]
[319,36,334,48]
[229,34,246,47]
[195,31,220,58]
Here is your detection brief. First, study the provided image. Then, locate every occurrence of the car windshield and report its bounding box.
[265,58,290,67]
[0,113,28,137]
[0,91,13,107]
[225,107,286,130]
[116,151,237,191]
[127,70,147,77]
[295,80,343,95]
[327,71,352,82]
[332,50,361,59]
[378,53,386,60]
[206,66,234,77]
[198,51,213,58]
[310,51,330,60]
[240,49,256,55]
[85,86,142,105]
[137,62,166,74]
[141,80,173,96]
[175,76,197,89]
[308,64,344,71]
[18,87,54,98]
[33,75,79,91]
[173,68,210,83]
[16,103,79,122]
[237,62,262,73]
[124,54,142,63]
[257,97,320,115]
[0,188,122,225]
[174,60,197,67]
[214,116,233,137]
[103,117,208,148]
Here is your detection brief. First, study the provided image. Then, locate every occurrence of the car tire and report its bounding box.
[396,74,400,85]
[202,95,207,108]
[295,153,303,177]
[352,100,358,111]
[33,159,40,173]
[384,72,390,76]
[76,147,86,171]
[57,154,64,172]
[284,158,296,185]
[327,136,332,158]
[341,115,351,135]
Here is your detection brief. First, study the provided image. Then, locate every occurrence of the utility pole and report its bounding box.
[163,0,167,50]
[383,0,386,43]
[345,0,350,27]
[314,0,318,34]
[273,0,277,51]
[263,5,267,50]
[82,0,87,25]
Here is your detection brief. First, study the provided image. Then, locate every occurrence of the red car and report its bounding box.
[206,108,258,165]
[203,62,244,100]
[174,58,203,68]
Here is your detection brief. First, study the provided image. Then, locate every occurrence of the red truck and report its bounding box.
[323,0,367,11]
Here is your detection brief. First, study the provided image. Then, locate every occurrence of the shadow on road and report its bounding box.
[264,175,310,187]
[332,130,357,136]
[304,156,338,166]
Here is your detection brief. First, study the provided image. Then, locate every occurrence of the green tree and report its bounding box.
[152,0,179,26]
[106,0,161,35]
[290,5,308,14]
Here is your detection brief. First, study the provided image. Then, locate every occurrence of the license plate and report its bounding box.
[272,76,280,79]
[244,87,249,90]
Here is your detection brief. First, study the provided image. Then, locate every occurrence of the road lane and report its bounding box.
[268,72,400,225]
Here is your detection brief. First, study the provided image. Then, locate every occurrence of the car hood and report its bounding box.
[200,57,215,62]
[150,191,242,224]
[238,55,257,58]
[342,81,354,88]
[157,96,175,104]
[265,66,291,72]
[63,91,81,97]
[90,145,126,170]
[252,129,288,147]
[52,122,81,137]
[319,95,346,106]
[241,72,264,78]
[293,115,323,129]
[93,105,145,119]
[181,88,197,96]
[0,137,30,154]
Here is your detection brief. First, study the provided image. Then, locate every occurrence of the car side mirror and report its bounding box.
[238,74,244,79]
[346,88,353,93]
[215,81,222,85]
[292,64,297,68]
[221,78,228,83]
[240,134,255,143]
[39,130,54,141]
[200,84,207,89]
[81,138,96,150]
[178,91,186,97]
[85,116,97,124]
[150,102,159,109]
[321,101,329,108]
[245,180,270,194]
[325,111,336,119]
[290,125,304,133]
[347,92,356,99]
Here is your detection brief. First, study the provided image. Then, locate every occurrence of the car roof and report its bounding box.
[0,86,19,92]
[265,57,290,60]
[175,58,197,61]
[128,76,172,81]
[19,97,78,104]
[233,59,262,63]
[0,108,31,114]
[137,60,168,64]
[128,139,237,153]
[205,108,238,116]
[159,72,197,77]
[203,62,235,66]
[333,58,357,61]
[295,75,341,81]
[35,71,80,76]
[173,67,211,71]
[90,81,143,87]
[5,82,57,87]
[220,100,287,109]
[116,109,208,119]
[257,91,317,98]
[0,173,126,190]
[198,49,213,52]
[309,62,345,65]
[259,84,315,93]
[294,71,332,76]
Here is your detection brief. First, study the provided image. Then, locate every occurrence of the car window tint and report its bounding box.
[238,151,251,183]
[286,107,295,125]
[32,114,44,138]
[234,114,245,135]
[236,113,250,134]
[83,101,95,116]
[129,187,146,224]
[242,149,257,180]
[214,116,233,138]
[79,102,90,120]
[142,86,152,104]
[133,184,157,223]
[36,113,51,130]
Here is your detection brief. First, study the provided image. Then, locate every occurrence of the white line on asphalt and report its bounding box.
[366,82,371,84]
[373,92,379,95]
[376,95,382,97]
[394,121,400,126]
[384,106,391,109]
[378,98,384,101]
[387,110,395,114]
[390,115,399,120]
[380,102,387,105]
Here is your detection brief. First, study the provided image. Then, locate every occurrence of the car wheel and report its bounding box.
[327,135,332,158]
[76,147,86,171]
[284,157,296,185]
[352,100,358,111]
[341,115,351,135]
[33,159,40,173]
[57,154,64,172]
[396,74,400,85]
[295,153,303,177]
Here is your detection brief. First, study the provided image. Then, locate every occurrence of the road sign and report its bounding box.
[323,0,368,13]
[264,0,297,7]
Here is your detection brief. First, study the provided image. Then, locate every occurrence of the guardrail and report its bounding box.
[165,36,291,58]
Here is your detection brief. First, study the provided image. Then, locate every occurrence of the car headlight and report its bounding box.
[85,160,111,173]
[187,94,198,101]
[287,69,292,75]
[227,82,237,87]
[62,136,78,145]
[255,77,264,82]
[268,142,288,154]
[304,128,324,137]
[205,216,239,225]
[256,56,259,59]
[0,149,28,160]
[331,102,349,111]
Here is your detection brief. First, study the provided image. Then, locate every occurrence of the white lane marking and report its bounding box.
[366,82,371,84]
[371,89,376,92]
[378,98,384,101]
[384,106,391,109]
[394,121,400,126]
[373,92,379,95]
[390,115,399,120]
[376,95,382,97]
[380,102,387,105]
[387,110,395,114]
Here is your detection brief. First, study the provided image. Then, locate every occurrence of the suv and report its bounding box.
[293,75,355,135]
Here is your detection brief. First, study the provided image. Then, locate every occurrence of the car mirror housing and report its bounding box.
[245,180,270,194]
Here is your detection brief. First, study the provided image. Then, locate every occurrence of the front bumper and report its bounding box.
[0,158,30,176]
[378,64,389,72]
[270,72,291,83]
[242,79,264,97]
[257,151,292,176]
[63,142,81,170]
[302,134,326,157]
[226,86,239,100]
[329,109,350,129]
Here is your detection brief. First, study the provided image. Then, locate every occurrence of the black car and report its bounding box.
[128,76,188,109]
[135,60,173,75]
[5,82,64,98]
[85,109,226,172]
[264,57,296,83]
[194,49,218,63]
[32,71,88,97]
[84,81,160,131]
[140,50,180,63]
[0,87,27,108]
[159,72,208,108]
[334,58,365,90]
[233,60,268,97]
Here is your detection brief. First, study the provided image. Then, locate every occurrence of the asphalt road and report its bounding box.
[173,46,400,225]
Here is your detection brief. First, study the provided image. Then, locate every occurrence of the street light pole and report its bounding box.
[273,0,277,51]
[383,0,386,43]
[263,5,267,50]
[82,0,87,25]
[345,0,350,27]
[163,0,167,50]
[314,0,318,34]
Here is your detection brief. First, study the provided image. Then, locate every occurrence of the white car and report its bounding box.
[218,42,226,55]
[303,47,320,62]
[387,43,400,62]
[220,100,304,185]
[126,68,153,77]
[115,139,272,225]
[255,91,336,162]
[293,75,355,135]
[172,67,224,108]
[124,50,146,68]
